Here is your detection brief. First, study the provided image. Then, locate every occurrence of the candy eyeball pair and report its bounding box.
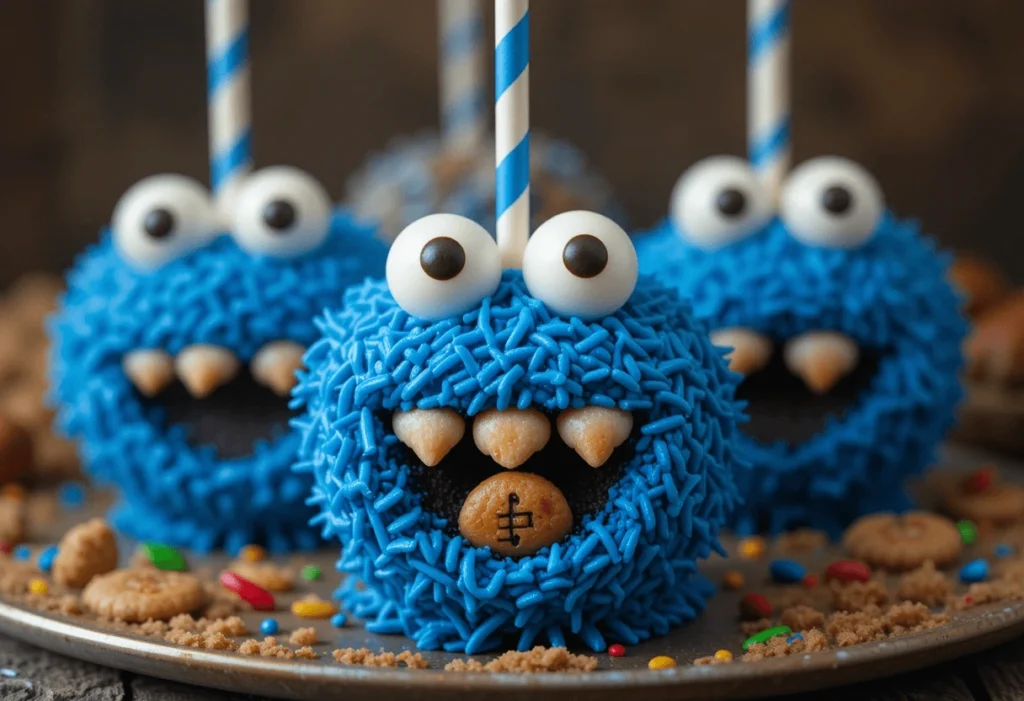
[112,167,332,270]
[386,211,638,321]
[671,156,885,251]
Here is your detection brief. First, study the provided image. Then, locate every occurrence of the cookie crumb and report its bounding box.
[897,561,951,606]
[742,629,828,661]
[445,646,596,673]
[883,602,950,634]
[0,557,37,596]
[776,528,828,554]
[295,646,318,660]
[53,519,118,589]
[166,629,237,651]
[257,636,295,659]
[827,607,887,645]
[289,626,317,646]
[332,648,429,669]
[779,605,826,632]
[831,579,889,612]
[239,639,261,656]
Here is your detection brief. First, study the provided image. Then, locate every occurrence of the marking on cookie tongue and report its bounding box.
[496,492,534,547]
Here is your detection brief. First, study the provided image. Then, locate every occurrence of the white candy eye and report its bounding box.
[669,156,773,251]
[112,174,218,270]
[386,214,501,320]
[229,166,332,257]
[522,210,637,319]
[779,157,885,249]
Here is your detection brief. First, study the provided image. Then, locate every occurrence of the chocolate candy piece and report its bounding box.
[459,472,572,557]
[0,414,33,485]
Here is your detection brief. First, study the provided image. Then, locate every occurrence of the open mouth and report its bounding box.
[390,407,638,558]
[123,342,305,460]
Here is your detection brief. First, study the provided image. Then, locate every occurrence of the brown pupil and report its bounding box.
[822,186,853,215]
[420,236,465,281]
[562,234,608,279]
[263,200,297,232]
[143,209,175,239]
[716,188,747,217]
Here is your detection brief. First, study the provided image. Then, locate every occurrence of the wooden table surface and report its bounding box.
[2,631,1024,701]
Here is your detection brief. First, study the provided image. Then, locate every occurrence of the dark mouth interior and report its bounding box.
[137,369,293,460]
[737,346,884,445]
[396,412,638,540]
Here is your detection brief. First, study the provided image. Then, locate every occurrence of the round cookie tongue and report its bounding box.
[459,472,572,557]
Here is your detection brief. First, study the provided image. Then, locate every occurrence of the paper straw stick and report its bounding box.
[206,0,253,201]
[748,0,791,200]
[439,0,486,154]
[495,0,530,268]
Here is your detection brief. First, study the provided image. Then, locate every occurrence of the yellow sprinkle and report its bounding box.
[28,578,48,595]
[722,570,745,590]
[291,600,337,619]
[648,655,677,670]
[714,649,733,661]
[739,537,767,560]
[239,544,266,563]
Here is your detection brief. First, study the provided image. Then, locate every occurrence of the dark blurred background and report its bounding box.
[3,0,1024,285]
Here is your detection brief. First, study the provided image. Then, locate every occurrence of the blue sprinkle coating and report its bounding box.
[13,546,30,561]
[995,544,1013,559]
[346,133,626,240]
[293,272,744,654]
[960,559,989,584]
[331,612,348,628]
[37,545,58,573]
[50,210,388,554]
[635,214,966,536]
[769,559,806,584]
[58,481,86,509]
[260,618,279,635]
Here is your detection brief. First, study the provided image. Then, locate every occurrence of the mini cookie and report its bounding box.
[83,568,205,622]
[944,482,1024,525]
[53,519,119,589]
[843,511,961,570]
[224,561,293,592]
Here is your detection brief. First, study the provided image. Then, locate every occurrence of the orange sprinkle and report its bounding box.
[291,600,337,619]
[239,544,266,563]
[739,537,767,560]
[722,571,744,590]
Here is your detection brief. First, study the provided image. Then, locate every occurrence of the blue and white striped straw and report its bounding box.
[748,0,791,200]
[440,0,486,154]
[495,0,530,268]
[206,0,253,202]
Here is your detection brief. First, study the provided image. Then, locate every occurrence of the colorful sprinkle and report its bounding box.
[607,643,625,657]
[995,544,1013,559]
[742,625,792,651]
[802,574,819,589]
[722,571,744,591]
[37,546,58,574]
[220,571,275,611]
[0,542,10,556]
[12,545,30,561]
[714,649,733,662]
[825,560,871,584]
[291,600,337,619]
[769,559,806,584]
[962,466,995,494]
[959,558,989,584]
[648,655,677,670]
[739,537,767,560]
[239,545,266,563]
[28,578,47,595]
[58,482,86,509]
[142,543,187,572]
[301,564,321,581]
[739,592,772,620]
[957,520,978,545]
[259,618,279,635]
[786,633,804,644]
[330,612,348,628]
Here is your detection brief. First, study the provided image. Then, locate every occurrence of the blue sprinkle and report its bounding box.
[58,482,86,509]
[0,668,16,678]
[12,546,30,561]
[37,545,59,574]
[769,559,806,584]
[786,633,804,644]
[995,544,1013,559]
[260,618,279,635]
[960,559,989,584]
[331,612,348,628]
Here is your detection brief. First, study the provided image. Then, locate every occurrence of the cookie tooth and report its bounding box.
[251,341,306,397]
[174,345,240,399]
[783,331,860,395]
[393,408,465,467]
[556,406,633,468]
[122,349,175,397]
[709,328,773,376]
[472,408,551,470]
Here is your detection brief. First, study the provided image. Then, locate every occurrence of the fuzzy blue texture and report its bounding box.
[293,272,744,654]
[635,213,966,536]
[49,210,388,554]
[346,133,625,240]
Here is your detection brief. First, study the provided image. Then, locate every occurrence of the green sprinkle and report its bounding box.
[142,543,187,571]
[301,564,321,581]
[957,520,978,546]
[742,625,792,651]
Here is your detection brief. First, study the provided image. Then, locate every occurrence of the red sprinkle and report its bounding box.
[825,560,871,583]
[963,466,995,494]
[0,542,11,556]
[964,595,974,605]
[608,644,626,657]
[802,574,818,589]
[219,570,275,611]
[739,592,772,620]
